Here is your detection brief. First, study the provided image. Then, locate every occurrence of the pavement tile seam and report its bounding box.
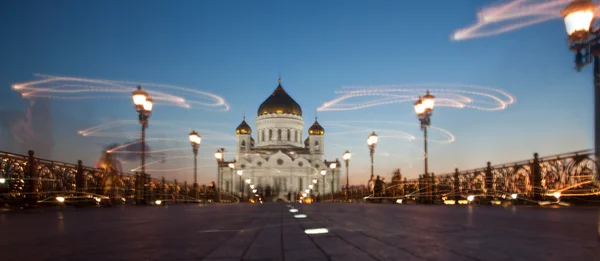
[326,213,484,261]
[305,207,483,261]
[203,212,273,260]
[280,210,286,261]
[295,208,384,261]
[287,205,333,261]
[240,213,280,260]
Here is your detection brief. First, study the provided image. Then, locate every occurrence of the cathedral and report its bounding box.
[219,78,341,201]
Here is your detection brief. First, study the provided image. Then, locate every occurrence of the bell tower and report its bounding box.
[235,116,252,160]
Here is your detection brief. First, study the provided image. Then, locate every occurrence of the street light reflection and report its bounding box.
[305,228,328,235]
[289,209,298,213]
[294,214,307,218]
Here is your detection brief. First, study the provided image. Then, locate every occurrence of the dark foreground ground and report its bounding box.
[0,203,598,261]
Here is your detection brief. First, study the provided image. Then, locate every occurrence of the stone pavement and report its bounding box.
[0,203,598,261]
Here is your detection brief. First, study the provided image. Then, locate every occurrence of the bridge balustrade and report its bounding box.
[0,149,221,207]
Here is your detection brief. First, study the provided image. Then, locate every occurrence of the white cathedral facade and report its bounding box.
[218,78,341,201]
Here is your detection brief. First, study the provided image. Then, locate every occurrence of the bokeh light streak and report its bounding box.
[452,0,576,41]
[12,74,230,111]
[319,84,514,112]
[325,121,455,144]
[130,155,194,171]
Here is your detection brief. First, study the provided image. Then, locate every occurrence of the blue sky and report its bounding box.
[0,0,592,185]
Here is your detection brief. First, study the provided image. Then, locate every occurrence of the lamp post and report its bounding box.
[132,85,153,204]
[329,161,337,200]
[320,169,326,200]
[414,90,435,203]
[237,170,243,201]
[367,132,379,180]
[561,0,600,183]
[228,162,237,194]
[189,130,201,200]
[343,150,351,201]
[214,148,225,202]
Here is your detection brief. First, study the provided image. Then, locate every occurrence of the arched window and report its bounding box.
[261,130,265,142]
[314,141,320,150]
[287,129,291,141]
[241,140,246,149]
[269,129,272,141]
[295,130,298,142]
[277,129,282,141]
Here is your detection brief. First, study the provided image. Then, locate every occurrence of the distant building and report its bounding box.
[218,78,341,201]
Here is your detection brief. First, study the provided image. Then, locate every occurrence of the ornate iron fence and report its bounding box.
[401,150,599,202]
[0,150,211,206]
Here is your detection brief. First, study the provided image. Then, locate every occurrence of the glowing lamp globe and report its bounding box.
[367,132,378,146]
[132,86,148,106]
[237,170,243,175]
[562,0,597,43]
[214,150,223,160]
[343,150,351,161]
[422,90,435,111]
[189,130,201,145]
[143,97,153,112]
[329,162,337,169]
[320,169,326,176]
[414,98,425,115]
[228,163,235,169]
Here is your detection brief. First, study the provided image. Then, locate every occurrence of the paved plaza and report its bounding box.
[0,203,599,261]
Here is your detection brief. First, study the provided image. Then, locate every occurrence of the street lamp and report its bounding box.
[214,148,225,202]
[320,169,326,196]
[414,90,435,203]
[237,170,243,201]
[189,130,201,200]
[561,0,600,183]
[367,132,378,180]
[343,150,351,201]
[133,85,152,204]
[228,163,235,193]
[329,161,338,200]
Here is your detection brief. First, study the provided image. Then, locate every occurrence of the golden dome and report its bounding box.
[308,118,324,135]
[257,78,302,116]
[236,117,252,135]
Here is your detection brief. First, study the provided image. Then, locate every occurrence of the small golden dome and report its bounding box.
[236,117,252,135]
[308,117,324,135]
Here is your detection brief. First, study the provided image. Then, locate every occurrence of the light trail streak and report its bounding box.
[318,83,514,112]
[451,0,576,41]
[109,147,190,154]
[106,138,187,153]
[130,156,193,171]
[325,121,455,144]
[144,167,196,172]
[12,74,230,111]
[78,120,236,141]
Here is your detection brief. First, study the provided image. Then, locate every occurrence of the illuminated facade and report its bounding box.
[220,78,340,201]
